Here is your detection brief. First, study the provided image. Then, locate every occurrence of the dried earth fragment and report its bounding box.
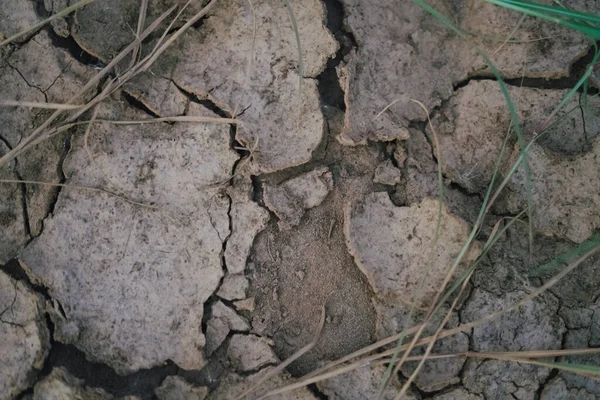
[461,288,564,399]
[429,80,600,193]
[205,301,249,356]
[207,367,317,400]
[345,193,481,308]
[373,159,402,185]
[462,359,552,400]
[71,0,209,62]
[0,0,41,42]
[20,99,237,374]
[228,334,278,372]
[498,138,600,244]
[462,288,564,352]
[1,30,97,237]
[432,388,482,400]
[317,364,418,400]
[155,376,208,400]
[541,377,596,400]
[30,367,117,400]
[338,0,590,145]
[233,297,255,312]
[0,143,28,264]
[0,271,50,400]
[224,177,269,274]
[264,167,334,228]
[217,274,249,301]
[390,129,486,230]
[373,300,468,392]
[127,0,338,172]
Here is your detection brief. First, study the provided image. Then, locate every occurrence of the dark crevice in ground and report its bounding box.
[41,342,178,399]
[173,82,232,118]
[454,44,600,94]
[319,0,357,110]
[410,123,484,200]
[121,91,160,118]
[16,164,32,238]
[6,62,48,102]
[1,258,53,302]
[179,345,230,391]
[308,383,330,399]
[44,134,72,223]
[46,28,106,69]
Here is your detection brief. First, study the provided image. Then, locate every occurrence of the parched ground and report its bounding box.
[1,0,600,399]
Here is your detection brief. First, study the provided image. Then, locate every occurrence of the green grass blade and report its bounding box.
[282,0,303,92]
[529,233,600,277]
[483,0,600,38]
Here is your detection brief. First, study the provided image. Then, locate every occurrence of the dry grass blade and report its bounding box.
[394,268,474,399]
[0,179,158,209]
[236,306,326,400]
[137,0,218,74]
[129,0,149,69]
[263,245,600,397]
[0,6,177,169]
[0,0,96,47]
[377,98,445,398]
[0,101,83,110]
[373,99,403,120]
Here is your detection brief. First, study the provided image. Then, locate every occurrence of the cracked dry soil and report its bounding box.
[1,0,600,399]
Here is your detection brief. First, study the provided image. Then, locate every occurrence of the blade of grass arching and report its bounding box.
[483,0,600,38]
[529,233,600,277]
[0,0,97,47]
[282,0,303,93]
[376,99,445,398]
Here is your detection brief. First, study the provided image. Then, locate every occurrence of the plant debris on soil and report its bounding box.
[1,0,600,399]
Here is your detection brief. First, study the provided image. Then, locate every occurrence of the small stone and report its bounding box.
[264,167,334,228]
[233,298,255,313]
[155,376,208,400]
[228,334,278,372]
[373,160,402,185]
[217,274,249,301]
[31,368,113,400]
[0,271,50,400]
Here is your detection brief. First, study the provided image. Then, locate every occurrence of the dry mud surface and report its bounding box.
[1,0,600,399]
